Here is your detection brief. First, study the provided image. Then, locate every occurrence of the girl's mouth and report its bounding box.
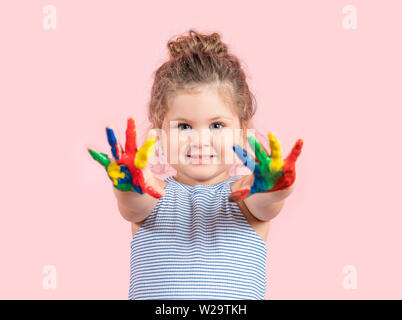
[187,155,215,159]
[186,154,216,164]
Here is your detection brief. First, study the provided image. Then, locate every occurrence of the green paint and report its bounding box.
[247,136,283,194]
[88,148,135,192]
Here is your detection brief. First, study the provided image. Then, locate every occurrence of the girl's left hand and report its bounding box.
[228,133,304,202]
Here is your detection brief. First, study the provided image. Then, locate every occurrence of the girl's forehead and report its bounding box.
[165,89,238,121]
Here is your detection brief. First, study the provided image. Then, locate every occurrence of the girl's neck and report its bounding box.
[174,171,231,187]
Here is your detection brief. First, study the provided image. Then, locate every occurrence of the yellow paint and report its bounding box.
[107,161,125,185]
[135,132,156,169]
[268,132,284,173]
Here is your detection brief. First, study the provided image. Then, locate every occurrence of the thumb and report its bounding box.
[135,131,157,169]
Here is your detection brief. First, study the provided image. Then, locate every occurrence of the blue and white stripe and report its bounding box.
[128,175,267,300]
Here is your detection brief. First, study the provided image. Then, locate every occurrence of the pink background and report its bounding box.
[1,0,401,299]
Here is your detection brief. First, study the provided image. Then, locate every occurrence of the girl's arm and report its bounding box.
[243,197,286,222]
[244,179,296,221]
[113,178,167,223]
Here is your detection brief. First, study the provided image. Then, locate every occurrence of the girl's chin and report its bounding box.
[189,162,214,166]
[188,158,219,165]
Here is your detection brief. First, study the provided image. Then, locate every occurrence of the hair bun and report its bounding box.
[167,29,228,59]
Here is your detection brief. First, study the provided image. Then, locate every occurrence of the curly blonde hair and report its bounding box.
[144,29,269,178]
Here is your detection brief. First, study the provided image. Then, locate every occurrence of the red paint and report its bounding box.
[113,141,120,159]
[228,188,250,202]
[116,117,163,199]
[268,138,303,192]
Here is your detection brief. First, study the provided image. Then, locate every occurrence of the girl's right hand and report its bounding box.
[87,117,164,199]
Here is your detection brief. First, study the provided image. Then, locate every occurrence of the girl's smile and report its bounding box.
[187,154,216,165]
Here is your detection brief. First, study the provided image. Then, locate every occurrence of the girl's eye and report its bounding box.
[210,122,224,130]
[178,123,191,130]
[177,122,225,130]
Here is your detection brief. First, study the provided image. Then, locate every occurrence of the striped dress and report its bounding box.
[128,175,267,300]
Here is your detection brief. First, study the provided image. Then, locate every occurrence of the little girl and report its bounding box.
[88,29,302,300]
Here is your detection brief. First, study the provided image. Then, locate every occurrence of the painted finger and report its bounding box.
[247,136,269,166]
[285,139,304,164]
[87,146,111,168]
[232,144,257,173]
[106,126,120,160]
[125,117,138,156]
[228,188,250,202]
[268,132,284,173]
[144,185,164,199]
[270,140,303,191]
[134,131,156,169]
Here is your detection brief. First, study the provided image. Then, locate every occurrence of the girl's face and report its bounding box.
[160,86,244,185]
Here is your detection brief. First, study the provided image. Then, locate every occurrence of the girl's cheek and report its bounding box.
[213,129,236,165]
[166,137,187,164]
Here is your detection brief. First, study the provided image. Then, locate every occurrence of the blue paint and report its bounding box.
[106,127,119,160]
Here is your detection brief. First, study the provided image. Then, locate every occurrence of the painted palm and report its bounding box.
[87,117,162,198]
[229,133,303,202]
